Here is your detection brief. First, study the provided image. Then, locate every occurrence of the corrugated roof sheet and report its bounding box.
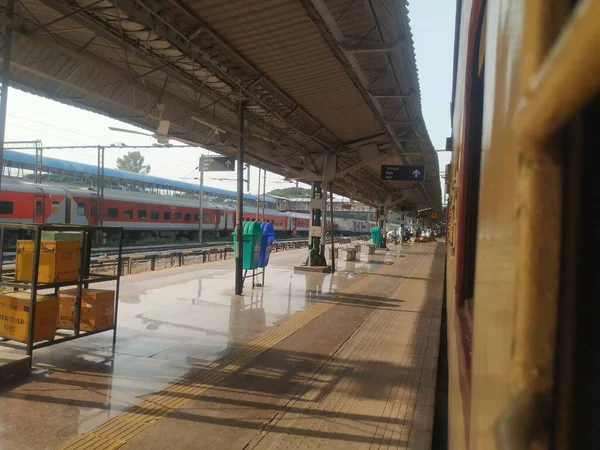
[3,150,276,204]
[3,0,442,211]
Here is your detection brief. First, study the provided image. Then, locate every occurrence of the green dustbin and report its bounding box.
[371,227,381,246]
[234,222,263,270]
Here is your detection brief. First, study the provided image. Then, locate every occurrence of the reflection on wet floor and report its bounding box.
[0,246,403,450]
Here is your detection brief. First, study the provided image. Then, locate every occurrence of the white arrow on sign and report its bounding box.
[225,160,232,168]
[412,169,421,178]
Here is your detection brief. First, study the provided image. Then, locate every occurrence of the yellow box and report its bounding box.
[16,240,80,284]
[57,289,115,332]
[0,292,58,343]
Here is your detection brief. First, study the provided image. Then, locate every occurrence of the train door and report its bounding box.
[89,200,98,225]
[217,210,226,231]
[229,212,236,233]
[33,195,45,223]
[64,198,72,224]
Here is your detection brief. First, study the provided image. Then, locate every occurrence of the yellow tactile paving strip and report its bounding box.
[59,259,400,450]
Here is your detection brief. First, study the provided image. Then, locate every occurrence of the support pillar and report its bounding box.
[235,95,246,296]
[376,205,387,249]
[34,141,43,184]
[0,0,15,190]
[198,155,204,243]
[97,146,105,226]
[262,169,266,221]
[329,188,335,273]
[306,180,327,267]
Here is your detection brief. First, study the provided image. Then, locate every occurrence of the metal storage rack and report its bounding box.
[0,223,124,357]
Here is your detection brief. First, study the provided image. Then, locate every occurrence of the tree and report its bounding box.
[116,151,151,174]
[267,187,311,198]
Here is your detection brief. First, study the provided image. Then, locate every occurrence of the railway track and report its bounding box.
[91,238,309,257]
[1,236,361,275]
[1,237,312,263]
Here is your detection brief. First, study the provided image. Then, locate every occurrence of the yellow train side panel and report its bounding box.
[469,2,526,448]
[445,1,473,448]
[447,1,526,449]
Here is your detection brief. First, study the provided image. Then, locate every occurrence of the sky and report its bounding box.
[2,1,455,201]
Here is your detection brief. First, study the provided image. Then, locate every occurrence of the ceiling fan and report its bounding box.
[109,103,200,146]
[109,119,230,148]
[109,119,176,145]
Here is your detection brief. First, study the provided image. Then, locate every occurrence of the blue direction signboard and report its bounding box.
[202,156,235,171]
[381,165,425,181]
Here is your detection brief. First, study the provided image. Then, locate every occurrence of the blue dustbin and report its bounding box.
[258,222,275,268]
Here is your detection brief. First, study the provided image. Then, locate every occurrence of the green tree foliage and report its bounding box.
[116,151,151,174]
[267,187,311,198]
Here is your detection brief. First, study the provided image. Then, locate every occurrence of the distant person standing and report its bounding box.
[386,229,396,243]
[416,229,421,243]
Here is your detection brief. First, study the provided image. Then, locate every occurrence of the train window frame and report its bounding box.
[123,208,134,219]
[184,213,191,221]
[174,212,182,221]
[163,211,171,220]
[138,209,147,220]
[151,211,159,220]
[107,207,119,219]
[77,202,85,215]
[0,201,13,214]
[35,201,42,216]
[194,213,200,222]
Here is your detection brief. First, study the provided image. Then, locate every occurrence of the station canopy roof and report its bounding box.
[4,149,277,203]
[3,0,442,212]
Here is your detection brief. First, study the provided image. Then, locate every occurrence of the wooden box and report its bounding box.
[0,292,58,343]
[16,240,80,284]
[57,289,115,332]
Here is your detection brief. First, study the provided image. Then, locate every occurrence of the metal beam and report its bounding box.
[16,28,264,143]
[384,193,407,208]
[391,118,422,127]
[34,0,318,159]
[166,0,341,146]
[8,52,298,184]
[303,0,409,164]
[235,95,246,296]
[334,153,386,179]
[105,0,339,151]
[305,0,440,210]
[370,90,415,99]
[9,1,424,209]
[343,38,404,53]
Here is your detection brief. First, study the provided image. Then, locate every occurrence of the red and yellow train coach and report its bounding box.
[0,177,313,237]
[0,177,379,238]
[446,0,600,448]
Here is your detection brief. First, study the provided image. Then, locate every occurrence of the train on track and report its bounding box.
[445,0,599,448]
[0,177,382,238]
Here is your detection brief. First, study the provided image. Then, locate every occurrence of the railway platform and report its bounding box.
[0,240,445,450]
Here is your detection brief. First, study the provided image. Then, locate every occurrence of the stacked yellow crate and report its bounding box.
[0,292,58,343]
